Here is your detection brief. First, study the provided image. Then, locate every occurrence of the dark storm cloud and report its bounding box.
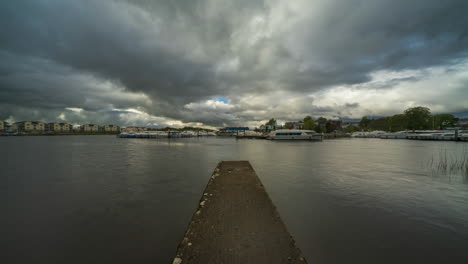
[1,0,467,126]
[277,0,468,91]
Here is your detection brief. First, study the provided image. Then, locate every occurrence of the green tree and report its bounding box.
[359,116,371,130]
[303,116,313,122]
[404,106,431,130]
[315,117,327,133]
[303,119,316,130]
[368,117,390,131]
[345,125,360,133]
[317,117,327,123]
[325,120,342,133]
[266,118,277,126]
[433,114,458,129]
[388,114,408,132]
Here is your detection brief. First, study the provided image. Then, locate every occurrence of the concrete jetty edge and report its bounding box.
[171,160,307,264]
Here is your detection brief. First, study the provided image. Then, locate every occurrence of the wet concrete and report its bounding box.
[172,161,307,264]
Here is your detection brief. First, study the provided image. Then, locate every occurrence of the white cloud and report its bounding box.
[310,60,468,118]
[1,0,467,127]
[58,113,66,121]
[184,99,235,111]
[66,107,83,113]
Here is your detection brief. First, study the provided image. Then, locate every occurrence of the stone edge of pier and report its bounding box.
[171,160,308,264]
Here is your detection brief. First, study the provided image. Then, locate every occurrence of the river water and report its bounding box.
[3,136,468,264]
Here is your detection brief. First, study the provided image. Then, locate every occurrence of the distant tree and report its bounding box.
[266,118,277,126]
[303,116,313,122]
[303,119,316,130]
[315,117,327,133]
[433,114,458,129]
[325,120,342,133]
[317,117,327,123]
[325,121,334,133]
[345,125,360,133]
[388,114,408,132]
[404,106,431,130]
[359,116,371,130]
[368,117,390,131]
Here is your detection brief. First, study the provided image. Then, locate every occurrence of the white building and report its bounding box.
[259,124,281,132]
[80,124,99,132]
[47,122,72,132]
[284,121,304,130]
[11,121,46,132]
[102,124,120,132]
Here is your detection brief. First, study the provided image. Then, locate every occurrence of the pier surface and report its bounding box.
[172,161,307,264]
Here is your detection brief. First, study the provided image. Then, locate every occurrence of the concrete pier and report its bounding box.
[172,161,307,264]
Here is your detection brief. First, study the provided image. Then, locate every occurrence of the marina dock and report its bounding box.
[172,161,307,264]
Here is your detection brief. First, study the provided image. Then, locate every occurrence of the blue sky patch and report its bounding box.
[215,97,229,104]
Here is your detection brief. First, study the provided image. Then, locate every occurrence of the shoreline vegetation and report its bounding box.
[262,106,461,134]
[429,149,468,178]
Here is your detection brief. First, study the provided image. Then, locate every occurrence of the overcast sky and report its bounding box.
[1,0,467,128]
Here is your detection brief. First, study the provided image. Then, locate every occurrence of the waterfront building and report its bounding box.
[11,121,46,132]
[101,124,120,132]
[259,124,280,132]
[284,121,304,130]
[61,123,72,132]
[0,120,5,131]
[80,124,99,132]
[47,122,72,132]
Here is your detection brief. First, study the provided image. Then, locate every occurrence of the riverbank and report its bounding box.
[0,132,119,136]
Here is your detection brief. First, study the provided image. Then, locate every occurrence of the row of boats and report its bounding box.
[233,129,324,140]
[118,131,216,138]
[118,129,324,140]
[266,129,323,140]
[118,129,467,141]
[351,130,468,141]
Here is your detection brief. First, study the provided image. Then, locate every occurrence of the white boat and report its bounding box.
[267,129,323,141]
[379,131,409,139]
[351,131,367,138]
[351,131,386,138]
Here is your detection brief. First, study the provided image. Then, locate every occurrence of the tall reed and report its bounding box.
[429,148,468,179]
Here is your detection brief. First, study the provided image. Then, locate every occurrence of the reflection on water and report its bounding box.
[2,136,468,264]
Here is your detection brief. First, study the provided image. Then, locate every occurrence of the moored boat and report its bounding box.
[267,129,323,141]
